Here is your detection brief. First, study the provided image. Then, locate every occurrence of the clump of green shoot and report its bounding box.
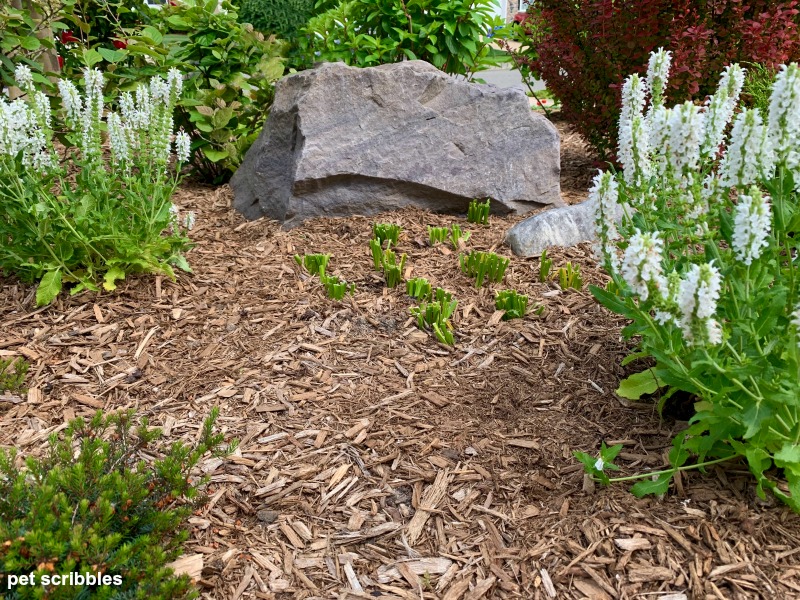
[448,224,470,249]
[381,247,406,288]
[320,273,355,300]
[428,224,471,250]
[294,253,330,276]
[459,250,509,287]
[0,357,29,393]
[467,199,490,225]
[428,226,448,246]
[495,289,528,320]
[558,262,583,290]
[369,238,384,270]
[373,223,401,247]
[410,289,458,345]
[539,249,552,283]
[407,277,432,300]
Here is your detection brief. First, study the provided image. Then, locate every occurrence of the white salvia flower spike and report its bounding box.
[768,63,800,168]
[677,262,723,346]
[701,63,745,158]
[732,187,771,266]
[620,230,667,302]
[792,304,800,351]
[719,108,774,189]
[175,129,191,164]
[590,170,622,270]
[668,102,705,186]
[14,64,33,90]
[646,48,672,109]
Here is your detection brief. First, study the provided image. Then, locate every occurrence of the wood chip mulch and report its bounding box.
[3,123,800,600]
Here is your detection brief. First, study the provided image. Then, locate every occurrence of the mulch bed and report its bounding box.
[2,119,800,600]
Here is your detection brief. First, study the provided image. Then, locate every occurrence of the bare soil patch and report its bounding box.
[2,127,800,600]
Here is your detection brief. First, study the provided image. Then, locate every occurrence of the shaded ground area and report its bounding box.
[2,121,800,600]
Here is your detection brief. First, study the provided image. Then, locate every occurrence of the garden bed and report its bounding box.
[1,122,799,599]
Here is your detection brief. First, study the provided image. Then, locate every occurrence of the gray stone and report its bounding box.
[505,199,597,257]
[231,61,562,227]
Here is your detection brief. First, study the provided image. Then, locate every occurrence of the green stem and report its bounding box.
[606,455,735,484]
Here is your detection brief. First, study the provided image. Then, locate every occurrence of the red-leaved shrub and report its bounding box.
[525,0,800,160]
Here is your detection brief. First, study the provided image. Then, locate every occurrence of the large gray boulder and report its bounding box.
[505,199,597,257]
[231,61,562,227]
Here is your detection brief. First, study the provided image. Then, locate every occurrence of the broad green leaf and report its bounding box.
[36,270,62,306]
[630,472,672,498]
[102,266,126,291]
[142,26,164,45]
[616,369,664,400]
[202,147,229,162]
[82,48,103,67]
[98,47,128,63]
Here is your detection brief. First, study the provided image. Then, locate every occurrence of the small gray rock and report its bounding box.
[505,199,597,257]
[232,60,562,227]
[257,509,279,524]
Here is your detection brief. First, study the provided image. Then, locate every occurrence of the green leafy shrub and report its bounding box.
[238,0,316,38]
[0,357,29,394]
[406,277,432,300]
[459,251,509,288]
[320,272,355,300]
[154,0,286,183]
[298,0,506,76]
[467,199,490,225]
[0,408,235,599]
[410,288,458,345]
[372,223,401,247]
[585,51,800,508]
[495,289,528,320]
[0,67,192,305]
[538,249,552,283]
[294,253,331,276]
[557,262,583,290]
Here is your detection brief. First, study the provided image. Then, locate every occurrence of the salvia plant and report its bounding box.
[428,226,449,246]
[372,222,401,247]
[410,290,458,346]
[539,249,553,283]
[294,253,331,276]
[583,49,800,510]
[467,198,491,225]
[459,250,510,287]
[449,224,471,249]
[406,277,433,300]
[320,272,355,300]
[495,289,529,320]
[557,262,583,290]
[0,65,192,305]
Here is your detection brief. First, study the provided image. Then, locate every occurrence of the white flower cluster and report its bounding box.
[677,262,723,345]
[719,108,774,189]
[619,75,653,187]
[590,170,622,269]
[620,230,667,302]
[768,63,800,175]
[701,64,745,158]
[646,48,671,109]
[732,187,771,266]
[0,74,54,172]
[667,102,704,185]
[792,304,800,351]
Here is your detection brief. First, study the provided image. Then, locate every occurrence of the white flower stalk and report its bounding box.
[167,68,183,102]
[619,113,652,188]
[767,63,800,168]
[668,102,704,185]
[621,73,647,124]
[701,64,745,158]
[646,48,672,109]
[590,170,622,270]
[175,129,191,163]
[14,64,33,90]
[732,187,771,265]
[80,68,105,160]
[184,211,196,230]
[0,95,53,171]
[107,112,130,166]
[719,108,774,188]
[647,105,671,177]
[677,262,723,345]
[57,79,83,128]
[620,230,667,302]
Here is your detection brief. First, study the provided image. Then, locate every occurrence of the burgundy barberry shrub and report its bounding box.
[526,0,800,160]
